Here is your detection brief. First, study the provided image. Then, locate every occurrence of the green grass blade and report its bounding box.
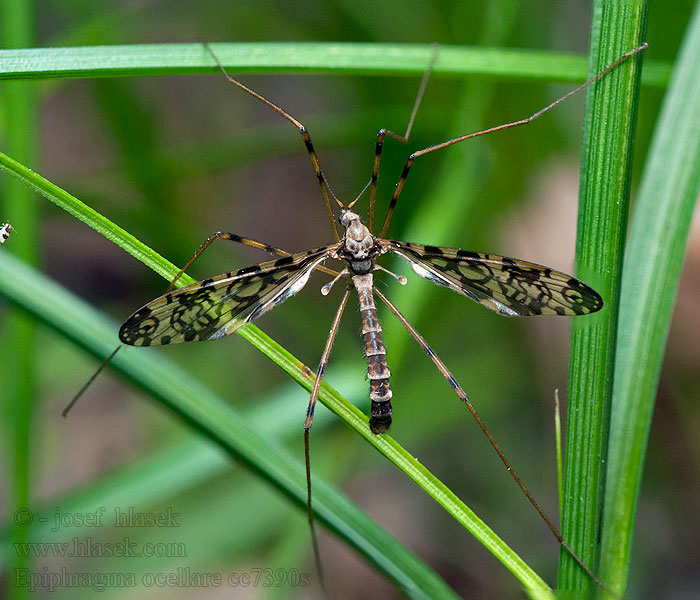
[599,2,700,596]
[559,2,648,594]
[0,42,669,86]
[0,160,551,595]
[1,3,38,600]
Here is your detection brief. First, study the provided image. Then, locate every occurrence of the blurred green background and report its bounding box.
[1,0,698,598]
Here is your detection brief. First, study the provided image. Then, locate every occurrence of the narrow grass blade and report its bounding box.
[599,2,700,596]
[1,4,38,600]
[0,42,669,86]
[559,2,648,594]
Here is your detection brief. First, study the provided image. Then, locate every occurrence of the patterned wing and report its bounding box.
[119,245,338,346]
[386,241,603,316]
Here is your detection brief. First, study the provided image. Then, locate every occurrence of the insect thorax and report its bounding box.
[338,209,380,274]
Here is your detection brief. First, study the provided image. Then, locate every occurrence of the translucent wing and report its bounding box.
[386,241,603,316]
[119,245,339,346]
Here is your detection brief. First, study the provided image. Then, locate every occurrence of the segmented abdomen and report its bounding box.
[353,274,392,434]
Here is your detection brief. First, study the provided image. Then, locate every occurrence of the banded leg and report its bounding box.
[366,44,439,232]
[205,44,341,241]
[378,43,648,237]
[166,230,338,293]
[304,285,351,591]
[373,287,610,592]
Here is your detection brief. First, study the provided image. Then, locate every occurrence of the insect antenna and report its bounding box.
[378,42,648,238]
[367,43,439,232]
[373,287,618,596]
[346,178,372,210]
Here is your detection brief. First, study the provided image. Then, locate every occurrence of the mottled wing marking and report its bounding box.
[119,244,340,346]
[386,241,603,316]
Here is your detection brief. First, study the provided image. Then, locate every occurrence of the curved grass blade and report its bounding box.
[0,42,669,86]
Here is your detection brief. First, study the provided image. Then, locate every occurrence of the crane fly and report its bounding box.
[71,42,647,593]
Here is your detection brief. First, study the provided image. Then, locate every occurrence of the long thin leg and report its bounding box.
[378,42,648,238]
[205,44,341,241]
[166,230,337,293]
[304,285,351,431]
[62,346,121,417]
[373,287,612,594]
[304,284,351,591]
[367,44,439,232]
